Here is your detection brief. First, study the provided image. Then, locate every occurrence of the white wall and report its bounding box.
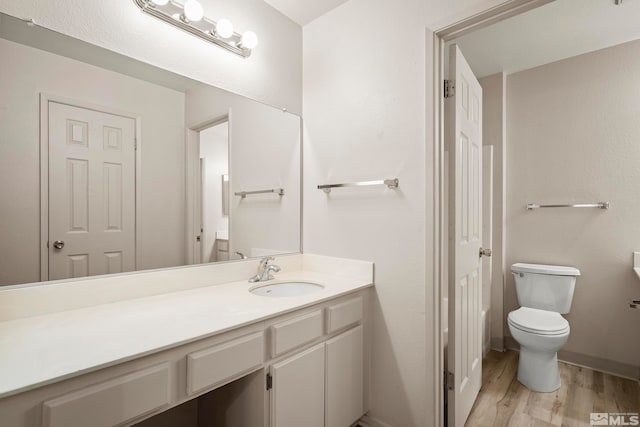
[302,0,509,425]
[478,72,506,350]
[200,123,229,263]
[505,39,640,377]
[185,84,301,260]
[229,103,301,257]
[0,0,302,115]
[0,39,185,285]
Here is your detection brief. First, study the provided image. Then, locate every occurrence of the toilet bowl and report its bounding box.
[509,263,579,393]
[508,307,570,392]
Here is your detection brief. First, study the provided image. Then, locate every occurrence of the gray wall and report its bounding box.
[505,39,640,375]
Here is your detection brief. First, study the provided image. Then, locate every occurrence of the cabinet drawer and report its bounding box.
[271,310,323,357]
[187,332,264,396]
[43,364,170,427]
[326,296,363,334]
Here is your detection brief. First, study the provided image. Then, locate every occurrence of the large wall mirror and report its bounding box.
[0,12,301,287]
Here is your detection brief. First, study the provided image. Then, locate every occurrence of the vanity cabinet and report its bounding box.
[267,298,366,427]
[0,291,369,427]
[326,325,364,427]
[186,332,264,396]
[43,364,171,427]
[270,343,326,427]
[270,309,324,358]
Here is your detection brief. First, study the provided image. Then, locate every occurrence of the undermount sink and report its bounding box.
[250,281,324,297]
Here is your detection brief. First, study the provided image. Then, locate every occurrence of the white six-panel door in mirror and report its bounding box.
[448,44,483,427]
[48,101,136,280]
[0,11,302,287]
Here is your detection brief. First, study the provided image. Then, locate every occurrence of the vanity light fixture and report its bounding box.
[133,0,259,58]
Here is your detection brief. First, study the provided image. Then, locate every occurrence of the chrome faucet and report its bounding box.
[249,256,280,283]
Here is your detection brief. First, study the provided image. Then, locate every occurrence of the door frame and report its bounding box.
[430,1,554,425]
[39,93,142,282]
[185,113,230,265]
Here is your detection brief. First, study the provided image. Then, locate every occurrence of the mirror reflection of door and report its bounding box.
[196,120,229,264]
[0,12,302,287]
[47,99,136,281]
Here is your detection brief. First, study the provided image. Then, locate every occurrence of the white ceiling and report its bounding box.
[262,0,350,25]
[448,0,640,78]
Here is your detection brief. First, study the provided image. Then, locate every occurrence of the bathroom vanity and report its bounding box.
[0,8,369,427]
[0,254,373,427]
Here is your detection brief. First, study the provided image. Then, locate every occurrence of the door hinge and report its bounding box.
[445,371,454,390]
[134,138,137,151]
[444,79,455,98]
[266,373,273,390]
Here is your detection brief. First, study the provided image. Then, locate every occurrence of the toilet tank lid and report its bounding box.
[511,263,580,276]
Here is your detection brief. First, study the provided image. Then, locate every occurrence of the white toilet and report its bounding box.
[508,263,579,392]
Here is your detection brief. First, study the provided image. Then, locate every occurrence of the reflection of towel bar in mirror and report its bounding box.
[526,202,610,210]
[317,178,399,194]
[234,188,285,198]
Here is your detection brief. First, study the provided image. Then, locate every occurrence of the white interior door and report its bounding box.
[447,44,484,427]
[48,101,136,280]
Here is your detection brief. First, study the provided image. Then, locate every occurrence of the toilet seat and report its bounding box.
[508,307,569,336]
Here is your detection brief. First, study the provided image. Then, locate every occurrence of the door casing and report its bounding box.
[430,1,554,425]
[39,93,142,282]
[185,113,230,266]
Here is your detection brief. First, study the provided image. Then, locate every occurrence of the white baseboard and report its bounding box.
[490,336,504,352]
[504,337,640,381]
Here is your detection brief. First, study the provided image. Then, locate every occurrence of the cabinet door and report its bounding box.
[326,325,364,427]
[271,343,325,427]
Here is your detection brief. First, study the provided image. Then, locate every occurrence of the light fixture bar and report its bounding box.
[132,0,252,58]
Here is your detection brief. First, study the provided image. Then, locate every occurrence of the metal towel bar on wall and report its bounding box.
[526,202,610,210]
[234,188,284,198]
[317,178,399,194]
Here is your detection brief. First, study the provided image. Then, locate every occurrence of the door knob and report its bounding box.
[53,240,65,250]
[479,247,492,258]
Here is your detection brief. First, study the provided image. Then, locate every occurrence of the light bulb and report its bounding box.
[216,19,234,39]
[150,0,169,5]
[183,0,204,22]
[240,31,258,49]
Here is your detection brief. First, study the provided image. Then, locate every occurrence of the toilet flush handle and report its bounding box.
[479,247,492,258]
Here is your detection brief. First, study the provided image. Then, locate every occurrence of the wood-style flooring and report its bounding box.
[466,350,640,427]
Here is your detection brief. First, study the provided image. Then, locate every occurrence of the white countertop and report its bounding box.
[0,269,372,398]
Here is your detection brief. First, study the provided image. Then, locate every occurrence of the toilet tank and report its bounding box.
[511,263,580,314]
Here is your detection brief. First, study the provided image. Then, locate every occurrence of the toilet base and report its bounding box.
[517,347,561,392]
